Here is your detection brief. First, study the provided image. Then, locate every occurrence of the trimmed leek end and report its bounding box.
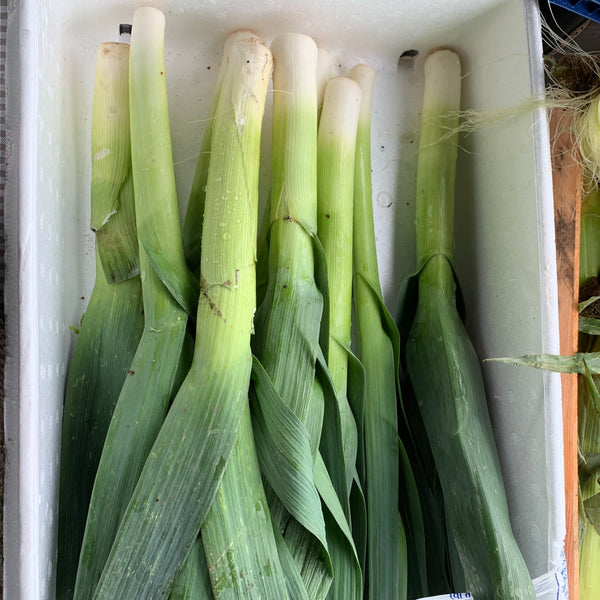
[272,33,318,109]
[350,64,376,121]
[319,77,362,152]
[90,42,139,283]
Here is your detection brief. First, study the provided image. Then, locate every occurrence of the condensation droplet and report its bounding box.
[376,191,393,208]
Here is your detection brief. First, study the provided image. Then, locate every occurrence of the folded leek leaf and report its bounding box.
[491,352,600,375]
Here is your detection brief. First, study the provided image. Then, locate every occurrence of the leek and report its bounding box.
[73,34,195,591]
[317,75,361,494]
[55,41,144,600]
[350,63,406,600]
[317,75,364,600]
[250,33,362,600]
[400,49,535,599]
[196,30,288,600]
[251,32,331,598]
[93,17,281,598]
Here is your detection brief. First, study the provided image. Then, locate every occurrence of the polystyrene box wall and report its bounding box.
[5,0,566,598]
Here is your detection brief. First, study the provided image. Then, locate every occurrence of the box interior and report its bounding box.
[6,0,565,597]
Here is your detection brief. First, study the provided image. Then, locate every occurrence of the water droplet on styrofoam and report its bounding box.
[376,191,393,208]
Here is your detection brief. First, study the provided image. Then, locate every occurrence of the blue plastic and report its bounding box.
[549,0,600,23]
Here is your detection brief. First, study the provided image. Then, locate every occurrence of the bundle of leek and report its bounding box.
[60,10,545,599]
[251,32,334,600]
[92,11,285,599]
[398,49,536,599]
[72,9,192,597]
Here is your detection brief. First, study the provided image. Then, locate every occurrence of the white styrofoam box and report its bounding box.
[4,0,566,598]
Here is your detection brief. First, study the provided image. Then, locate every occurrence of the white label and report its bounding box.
[417,595,473,600]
